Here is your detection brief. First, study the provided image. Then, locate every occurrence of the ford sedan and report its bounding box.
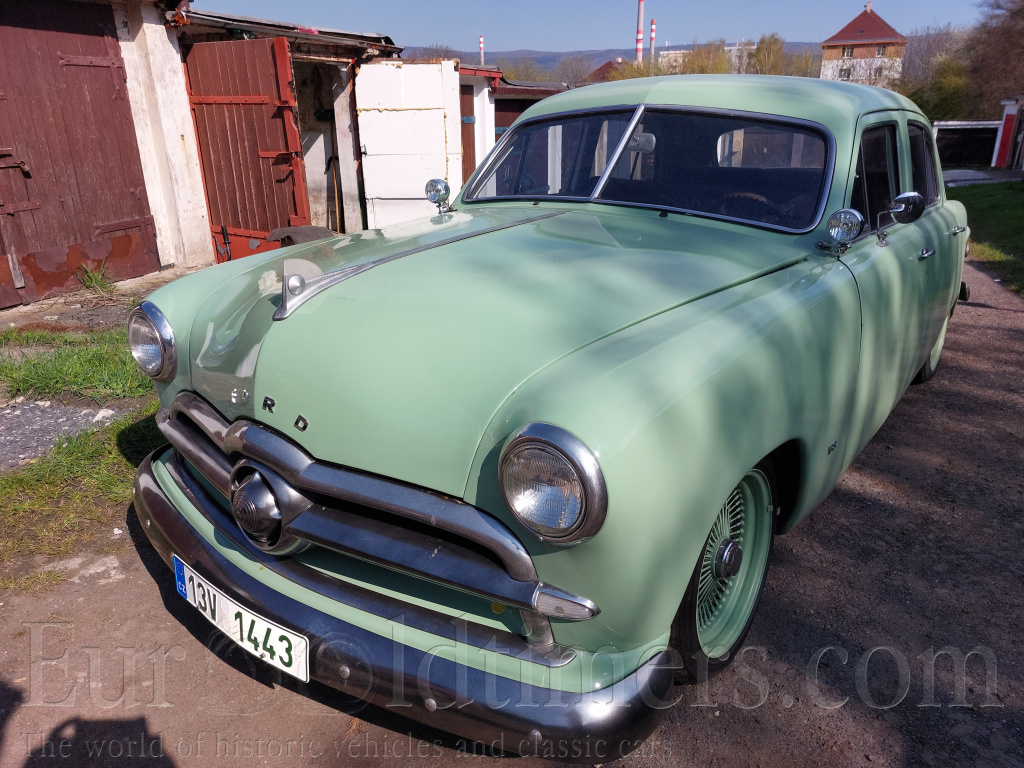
[129,75,968,761]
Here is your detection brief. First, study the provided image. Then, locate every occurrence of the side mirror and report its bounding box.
[889,192,925,225]
[425,178,452,213]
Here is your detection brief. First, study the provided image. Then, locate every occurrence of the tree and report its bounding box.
[784,48,820,78]
[495,57,552,82]
[965,0,1024,117]
[679,39,731,74]
[417,44,460,60]
[554,54,594,89]
[895,25,970,119]
[748,33,785,75]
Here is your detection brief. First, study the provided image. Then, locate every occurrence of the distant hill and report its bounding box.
[403,43,822,70]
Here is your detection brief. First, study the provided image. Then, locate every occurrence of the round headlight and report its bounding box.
[499,423,607,545]
[424,178,450,204]
[127,302,176,382]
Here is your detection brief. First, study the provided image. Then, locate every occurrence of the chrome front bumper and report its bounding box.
[134,451,676,760]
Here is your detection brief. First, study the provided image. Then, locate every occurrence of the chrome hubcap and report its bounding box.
[714,538,743,579]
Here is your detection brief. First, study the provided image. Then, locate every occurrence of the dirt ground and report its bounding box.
[0,260,1021,768]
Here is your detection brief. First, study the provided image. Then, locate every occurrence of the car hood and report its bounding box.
[188,204,806,496]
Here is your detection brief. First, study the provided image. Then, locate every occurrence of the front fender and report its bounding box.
[464,253,862,653]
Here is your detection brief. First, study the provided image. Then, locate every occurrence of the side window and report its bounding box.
[850,124,899,232]
[908,122,940,205]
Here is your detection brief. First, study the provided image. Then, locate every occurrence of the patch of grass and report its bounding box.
[0,570,66,592]
[76,260,114,293]
[0,326,152,401]
[0,403,165,565]
[947,181,1024,296]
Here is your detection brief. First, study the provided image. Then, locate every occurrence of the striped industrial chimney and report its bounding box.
[650,18,656,62]
[635,0,644,64]
[479,35,484,66]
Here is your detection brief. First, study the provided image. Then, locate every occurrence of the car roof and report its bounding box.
[518,75,924,136]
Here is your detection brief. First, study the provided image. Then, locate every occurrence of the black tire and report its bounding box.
[912,314,949,385]
[672,459,777,682]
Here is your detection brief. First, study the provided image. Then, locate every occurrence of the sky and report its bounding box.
[194,0,985,51]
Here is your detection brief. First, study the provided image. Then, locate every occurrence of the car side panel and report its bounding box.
[465,253,863,651]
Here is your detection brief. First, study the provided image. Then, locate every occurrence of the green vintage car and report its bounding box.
[129,75,967,760]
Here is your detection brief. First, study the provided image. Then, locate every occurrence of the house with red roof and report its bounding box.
[820,2,906,88]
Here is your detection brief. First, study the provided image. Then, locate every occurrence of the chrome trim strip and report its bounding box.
[273,211,565,320]
[156,410,232,496]
[591,104,646,199]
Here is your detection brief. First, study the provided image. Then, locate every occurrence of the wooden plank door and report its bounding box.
[185,37,310,262]
[0,0,158,307]
[460,84,476,183]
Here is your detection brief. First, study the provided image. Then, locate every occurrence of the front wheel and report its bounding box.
[673,461,776,681]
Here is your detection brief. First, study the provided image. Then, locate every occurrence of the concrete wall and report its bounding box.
[113,0,214,269]
[356,60,462,228]
[820,54,902,87]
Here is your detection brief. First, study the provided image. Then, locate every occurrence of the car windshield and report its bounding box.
[465,108,830,231]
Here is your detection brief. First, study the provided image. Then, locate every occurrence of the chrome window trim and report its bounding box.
[589,105,646,199]
[463,105,643,202]
[462,104,837,235]
[128,301,177,382]
[499,422,608,546]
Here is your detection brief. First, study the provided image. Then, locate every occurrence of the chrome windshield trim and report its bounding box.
[590,104,646,200]
[462,105,643,203]
[461,103,837,235]
[273,211,565,320]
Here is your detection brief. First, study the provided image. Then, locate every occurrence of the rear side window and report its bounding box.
[850,124,899,232]
[908,122,940,205]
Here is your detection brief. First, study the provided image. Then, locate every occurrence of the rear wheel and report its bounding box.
[912,314,949,385]
[673,461,776,681]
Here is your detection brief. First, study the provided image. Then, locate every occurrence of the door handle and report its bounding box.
[920,248,935,260]
[951,226,966,235]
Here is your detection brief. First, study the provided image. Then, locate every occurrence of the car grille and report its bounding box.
[155,391,581,661]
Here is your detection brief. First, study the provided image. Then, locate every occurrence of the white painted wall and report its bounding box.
[356,60,462,228]
[115,1,214,269]
[820,56,902,87]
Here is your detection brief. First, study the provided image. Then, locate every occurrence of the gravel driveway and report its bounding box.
[0,261,1020,768]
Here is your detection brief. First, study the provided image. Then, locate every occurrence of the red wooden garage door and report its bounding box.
[0,0,159,308]
[185,37,311,262]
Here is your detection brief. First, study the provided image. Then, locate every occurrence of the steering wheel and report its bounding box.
[710,192,785,223]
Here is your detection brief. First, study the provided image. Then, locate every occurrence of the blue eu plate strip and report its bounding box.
[172,555,188,599]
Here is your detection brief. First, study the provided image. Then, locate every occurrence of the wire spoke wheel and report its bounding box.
[694,467,774,660]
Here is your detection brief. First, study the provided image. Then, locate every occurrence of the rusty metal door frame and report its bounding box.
[185,36,312,263]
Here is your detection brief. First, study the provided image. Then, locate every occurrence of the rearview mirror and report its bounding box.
[625,132,656,153]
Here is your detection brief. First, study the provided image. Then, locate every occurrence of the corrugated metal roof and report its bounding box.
[183,7,400,53]
[822,8,906,46]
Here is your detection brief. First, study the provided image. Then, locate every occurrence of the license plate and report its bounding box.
[172,555,309,682]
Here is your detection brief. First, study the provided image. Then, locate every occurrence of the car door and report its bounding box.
[906,119,958,357]
[839,114,928,459]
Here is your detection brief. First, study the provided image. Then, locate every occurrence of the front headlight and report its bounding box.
[127,301,177,382]
[499,423,607,545]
